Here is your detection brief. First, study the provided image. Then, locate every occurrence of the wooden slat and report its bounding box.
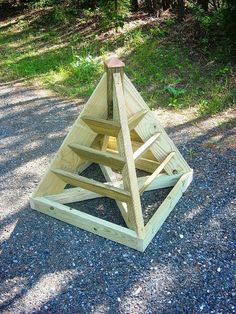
[106,147,160,173]
[113,73,145,236]
[30,197,143,252]
[46,173,182,204]
[133,133,161,161]
[135,158,160,173]
[82,116,120,137]
[139,152,176,194]
[107,137,157,161]
[143,171,193,251]
[52,169,131,203]
[32,74,108,197]
[100,165,131,228]
[104,57,125,119]
[128,110,148,130]
[69,143,125,170]
[124,74,192,174]
[47,188,100,204]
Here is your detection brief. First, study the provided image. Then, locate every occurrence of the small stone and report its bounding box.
[179,234,184,239]
[117,297,121,302]
[133,286,142,296]
[217,267,221,272]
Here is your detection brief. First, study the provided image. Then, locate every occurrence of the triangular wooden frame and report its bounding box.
[30,57,193,252]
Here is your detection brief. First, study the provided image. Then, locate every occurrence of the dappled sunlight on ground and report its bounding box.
[1,7,234,112]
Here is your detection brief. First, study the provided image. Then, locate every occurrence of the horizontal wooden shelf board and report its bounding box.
[69,143,125,170]
[82,115,121,137]
[52,168,132,203]
[46,173,182,204]
[128,109,148,130]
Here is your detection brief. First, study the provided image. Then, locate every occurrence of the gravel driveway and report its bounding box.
[0,82,235,314]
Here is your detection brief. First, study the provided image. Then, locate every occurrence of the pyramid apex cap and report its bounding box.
[104,57,125,69]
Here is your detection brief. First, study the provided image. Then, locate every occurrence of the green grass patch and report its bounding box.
[0,11,235,115]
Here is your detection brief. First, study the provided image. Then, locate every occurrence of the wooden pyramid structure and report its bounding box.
[30,57,193,252]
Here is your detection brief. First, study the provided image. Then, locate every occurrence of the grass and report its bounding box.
[0,8,235,115]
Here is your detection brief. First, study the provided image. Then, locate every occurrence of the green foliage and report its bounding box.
[194,4,235,61]
[29,0,54,9]
[99,0,130,30]
[0,7,235,115]
[165,86,186,97]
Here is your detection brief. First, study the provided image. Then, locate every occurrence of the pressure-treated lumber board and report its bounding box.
[124,74,192,175]
[30,197,143,251]
[69,143,125,170]
[113,73,145,236]
[142,171,193,251]
[82,116,120,137]
[46,173,182,204]
[52,169,131,203]
[33,74,108,197]
[104,57,125,118]
[133,133,161,161]
[106,147,160,173]
[107,137,157,162]
[100,164,131,228]
[47,188,100,204]
[128,110,148,130]
[130,129,143,142]
[81,109,149,137]
[135,158,160,173]
[139,152,176,194]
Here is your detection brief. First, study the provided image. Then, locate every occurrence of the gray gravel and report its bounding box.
[0,82,235,314]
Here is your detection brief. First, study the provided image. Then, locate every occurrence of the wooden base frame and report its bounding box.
[30,171,192,252]
[31,57,193,252]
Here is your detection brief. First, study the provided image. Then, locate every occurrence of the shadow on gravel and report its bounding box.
[0,85,235,313]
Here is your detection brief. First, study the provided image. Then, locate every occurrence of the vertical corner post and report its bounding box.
[104,57,125,119]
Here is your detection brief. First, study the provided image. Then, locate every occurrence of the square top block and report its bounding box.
[104,57,125,69]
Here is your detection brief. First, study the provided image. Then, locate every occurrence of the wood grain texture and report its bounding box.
[46,173,182,204]
[143,171,193,250]
[113,73,145,236]
[52,168,131,202]
[133,133,161,161]
[104,57,125,119]
[82,116,120,137]
[100,164,131,228]
[69,143,125,170]
[30,197,144,251]
[107,137,157,161]
[124,74,192,175]
[139,152,176,194]
[32,74,108,197]
[128,110,148,130]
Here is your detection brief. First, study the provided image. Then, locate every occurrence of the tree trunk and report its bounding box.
[177,0,185,20]
[153,0,162,16]
[145,0,154,14]
[131,0,139,11]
